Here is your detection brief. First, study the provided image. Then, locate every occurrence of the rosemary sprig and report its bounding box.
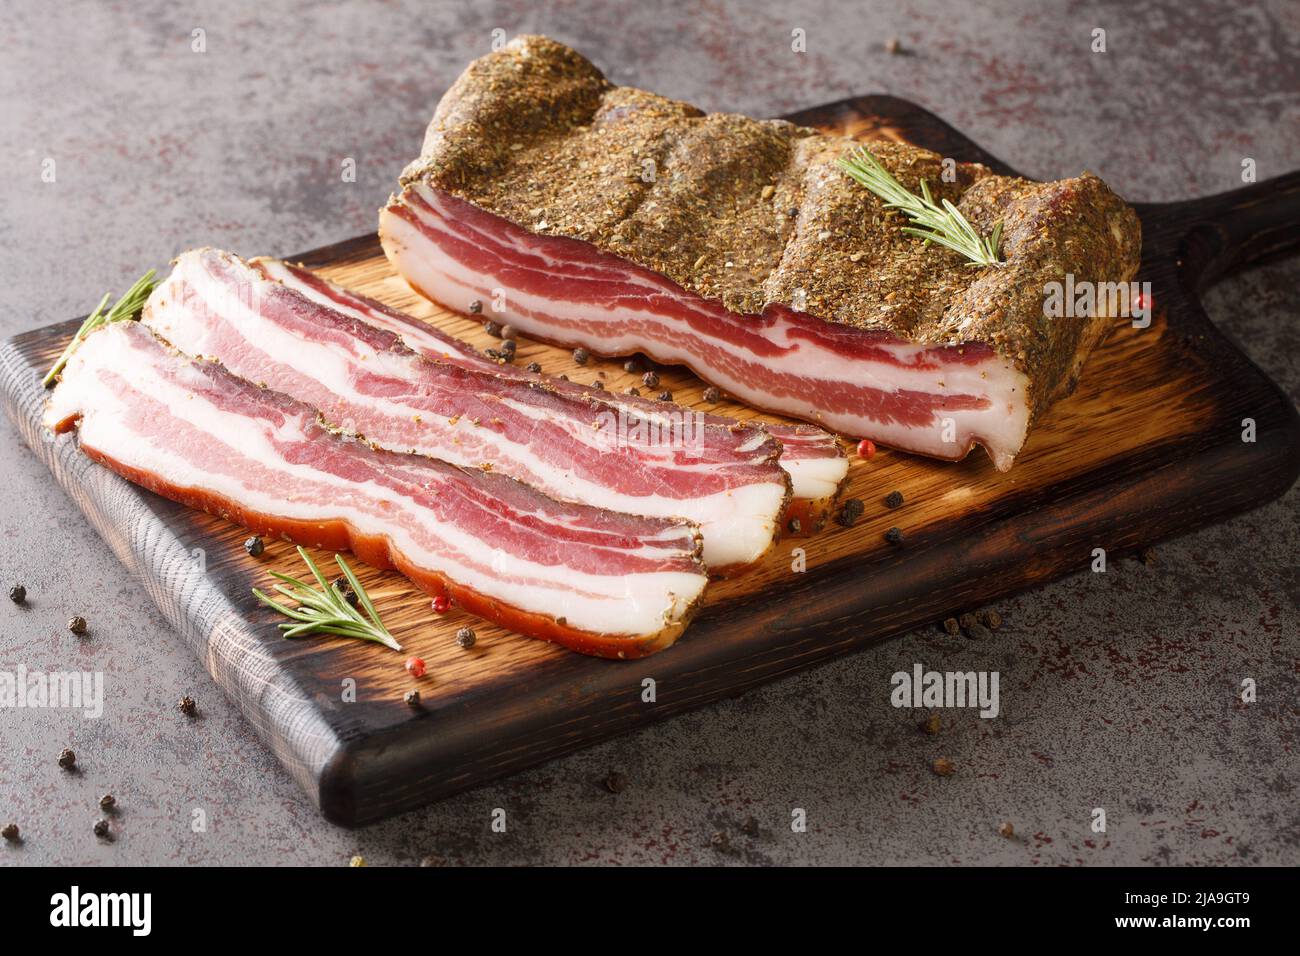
[836,147,1004,267]
[43,270,158,387]
[253,546,402,651]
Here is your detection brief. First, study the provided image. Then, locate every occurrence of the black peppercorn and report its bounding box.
[404,689,421,706]
[93,819,110,839]
[592,379,604,390]
[483,320,502,337]
[468,300,483,315]
[456,627,476,649]
[99,794,116,811]
[67,616,88,636]
[787,517,802,534]
[626,387,640,396]
[966,622,992,640]
[58,748,76,770]
[884,490,904,509]
[740,816,759,837]
[244,535,264,557]
[641,370,659,388]
[884,526,904,546]
[603,771,627,794]
[657,390,673,402]
[525,361,542,373]
[572,348,590,366]
[980,609,1003,631]
[837,498,864,527]
[1,823,17,842]
[8,584,25,604]
[178,695,197,717]
[622,358,642,374]
[702,386,721,403]
[332,577,358,607]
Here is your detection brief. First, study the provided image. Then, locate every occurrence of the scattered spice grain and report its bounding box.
[837,498,864,527]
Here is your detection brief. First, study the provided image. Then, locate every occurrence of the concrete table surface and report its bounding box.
[1,0,1296,866]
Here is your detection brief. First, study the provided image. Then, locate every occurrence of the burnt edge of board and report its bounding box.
[3,95,1298,825]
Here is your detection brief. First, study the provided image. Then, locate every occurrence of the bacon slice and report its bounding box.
[253,257,848,531]
[382,186,1034,470]
[142,249,789,569]
[44,322,707,658]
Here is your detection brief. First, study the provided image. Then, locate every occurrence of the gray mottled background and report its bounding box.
[1,0,1296,866]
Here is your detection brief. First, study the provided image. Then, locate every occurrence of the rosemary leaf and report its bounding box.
[836,147,1004,267]
[43,270,158,388]
[253,546,402,651]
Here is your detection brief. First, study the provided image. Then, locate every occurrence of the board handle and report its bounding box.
[1151,171,1300,291]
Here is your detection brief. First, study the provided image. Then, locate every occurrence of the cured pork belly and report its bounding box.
[253,257,848,530]
[382,35,1141,471]
[44,322,707,658]
[144,249,790,568]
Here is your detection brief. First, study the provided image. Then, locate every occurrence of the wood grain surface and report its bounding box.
[3,95,1298,825]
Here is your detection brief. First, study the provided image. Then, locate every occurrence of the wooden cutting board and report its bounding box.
[4,96,1298,826]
